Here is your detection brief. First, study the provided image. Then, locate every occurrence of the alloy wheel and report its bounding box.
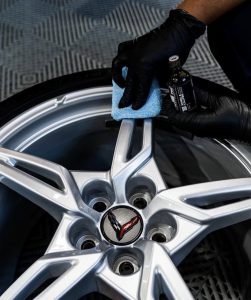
[1,86,251,299]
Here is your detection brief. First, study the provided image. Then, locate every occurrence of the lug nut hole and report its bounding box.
[152,233,167,243]
[93,201,107,212]
[112,254,140,275]
[133,197,147,209]
[119,262,134,275]
[81,240,96,250]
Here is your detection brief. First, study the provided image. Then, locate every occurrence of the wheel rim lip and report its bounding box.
[0,84,250,177]
[0,86,113,150]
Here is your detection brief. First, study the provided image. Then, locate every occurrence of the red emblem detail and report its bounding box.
[118,216,140,240]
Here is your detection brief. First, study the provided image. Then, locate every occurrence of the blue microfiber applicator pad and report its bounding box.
[112,67,162,121]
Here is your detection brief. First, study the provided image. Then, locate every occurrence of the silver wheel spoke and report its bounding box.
[136,240,193,300]
[164,216,207,264]
[1,252,75,300]
[111,119,152,203]
[144,191,209,224]
[144,178,251,265]
[206,197,251,228]
[146,178,251,224]
[45,214,77,254]
[1,251,103,300]
[36,252,103,299]
[166,178,251,206]
[0,147,98,222]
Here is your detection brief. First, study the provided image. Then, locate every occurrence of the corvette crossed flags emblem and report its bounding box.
[108,210,140,241]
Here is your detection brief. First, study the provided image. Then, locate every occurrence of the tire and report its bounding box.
[0,68,112,127]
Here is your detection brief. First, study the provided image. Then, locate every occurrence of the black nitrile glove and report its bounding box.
[112,9,206,110]
[162,77,251,142]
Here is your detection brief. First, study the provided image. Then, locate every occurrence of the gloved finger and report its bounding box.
[166,110,217,137]
[112,56,127,88]
[193,76,238,97]
[160,95,175,114]
[119,69,136,108]
[132,70,153,110]
[156,62,170,87]
[191,76,214,108]
[192,76,239,109]
[113,40,135,88]
[118,40,134,54]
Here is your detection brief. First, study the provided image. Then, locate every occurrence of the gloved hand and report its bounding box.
[162,76,251,142]
[112,9,205,110]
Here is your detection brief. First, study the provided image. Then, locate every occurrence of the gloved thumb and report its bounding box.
[165,107,217,137]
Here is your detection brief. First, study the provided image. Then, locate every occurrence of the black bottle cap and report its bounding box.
[169,55,180,69]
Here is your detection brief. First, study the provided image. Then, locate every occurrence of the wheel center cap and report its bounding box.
[101,206,143,246]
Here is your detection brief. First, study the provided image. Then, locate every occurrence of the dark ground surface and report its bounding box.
[0,0,232,102]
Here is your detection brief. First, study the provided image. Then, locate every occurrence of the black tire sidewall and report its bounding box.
[0,68,112,128]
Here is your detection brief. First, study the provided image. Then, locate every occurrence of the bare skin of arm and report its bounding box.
[178,0,246,24]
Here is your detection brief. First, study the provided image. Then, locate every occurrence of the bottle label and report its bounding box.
[169,85,180,111]
[169,79,196,112]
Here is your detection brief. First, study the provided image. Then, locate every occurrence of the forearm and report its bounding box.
[178,0,246,24]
